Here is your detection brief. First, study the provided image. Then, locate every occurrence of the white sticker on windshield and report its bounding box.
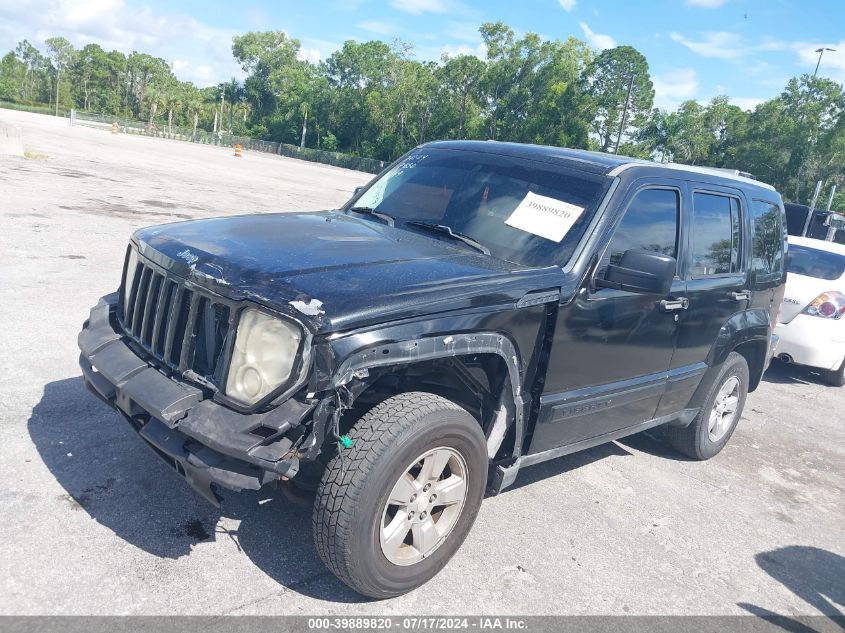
[505,192,585,243]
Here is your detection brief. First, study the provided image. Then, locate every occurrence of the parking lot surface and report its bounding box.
[1,109,844,616]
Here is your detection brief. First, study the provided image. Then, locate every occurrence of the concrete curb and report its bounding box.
[0,121,24,156]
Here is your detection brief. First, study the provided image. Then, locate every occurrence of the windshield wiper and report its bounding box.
[347,206,395,226]
[405,221,491,256]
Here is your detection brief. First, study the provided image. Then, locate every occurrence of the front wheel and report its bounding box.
[822,357,845,387]
[669,352,749,460]
[312,392,488,598]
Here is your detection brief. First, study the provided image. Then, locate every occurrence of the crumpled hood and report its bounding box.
[134,211,558,333]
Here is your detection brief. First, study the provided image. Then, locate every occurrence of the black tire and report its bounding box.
[312,392,488,599]
[669,352,749,460]
[823,357,845,387]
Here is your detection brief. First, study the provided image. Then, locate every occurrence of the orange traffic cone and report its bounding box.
[111,122,118,134]
[234,144,242,157]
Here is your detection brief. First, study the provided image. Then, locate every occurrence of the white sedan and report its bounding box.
[774,236,845,386]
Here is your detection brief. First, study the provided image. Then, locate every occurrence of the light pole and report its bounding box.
[613,74,635,154]
[814,47,836,77]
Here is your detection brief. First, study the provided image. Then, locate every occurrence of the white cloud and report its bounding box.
[389,0,451,15]
[438,42,487,60]
[446,21,481,43]
[297,47,323,64]
[558,0,576,11]
[668,31,744,59]
[652,67,699,111]
[579,21,617,50]
[245,9,269,30]
[731,97,764,111]
[669,31,789,60]
[299,37,342,63]
[0,0,243,86]
[686,0,729,7]
[357,20,397,36]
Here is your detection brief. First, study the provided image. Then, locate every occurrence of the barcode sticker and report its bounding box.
[505,192,585,242]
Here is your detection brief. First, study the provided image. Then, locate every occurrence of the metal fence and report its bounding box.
[69,109,386,174]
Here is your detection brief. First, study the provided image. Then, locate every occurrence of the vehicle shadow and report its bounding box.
[27,377,364,603]
[616,425,697,462]
[506,441,632,492]
[763,360,830,387]
[738,546,845,631]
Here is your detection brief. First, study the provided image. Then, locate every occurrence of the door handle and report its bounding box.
[660,297,689,312]
[731,291,751,301]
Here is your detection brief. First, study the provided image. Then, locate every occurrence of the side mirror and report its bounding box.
[353,185,364,196]
[595,249,676,295]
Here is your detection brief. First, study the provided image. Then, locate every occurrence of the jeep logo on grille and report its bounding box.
[176,249,199,265]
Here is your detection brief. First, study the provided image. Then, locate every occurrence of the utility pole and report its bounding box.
[814,47,836,77]
[826,185,837,212]
[614,74,634,154]
[300,107,308,149]
[219,88,225,135]
[54,65,60,116]
[801,179,823,236]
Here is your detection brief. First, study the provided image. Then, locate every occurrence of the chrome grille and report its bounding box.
[118,247,231,384]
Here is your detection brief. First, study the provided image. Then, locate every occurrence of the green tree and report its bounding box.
[15,40,50,102]
[580,45,654,152]
[0,51,25,101]
[324,39,393,152]
[71,43,114,111]
[438,54,485,139]
[45,37,75,115]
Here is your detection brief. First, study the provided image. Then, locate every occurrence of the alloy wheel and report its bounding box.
[379,447,468,566]
[709,376,740,442]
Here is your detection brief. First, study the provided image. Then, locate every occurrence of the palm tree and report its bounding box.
[182,87,203,140]
[164,85,182,135]
[143,84,163,131]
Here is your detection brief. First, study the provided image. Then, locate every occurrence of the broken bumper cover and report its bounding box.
[78,294,315,505]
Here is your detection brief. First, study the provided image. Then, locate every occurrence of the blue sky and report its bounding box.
[2,0,844,112]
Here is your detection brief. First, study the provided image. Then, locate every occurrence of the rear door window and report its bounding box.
[691,192,743,276]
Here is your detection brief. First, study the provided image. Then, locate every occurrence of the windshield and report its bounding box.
[347,148,607,267]
[787,244,845,280]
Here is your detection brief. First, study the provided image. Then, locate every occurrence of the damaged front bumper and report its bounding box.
[78,294,316,505]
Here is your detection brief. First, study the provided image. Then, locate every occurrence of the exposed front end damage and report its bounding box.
[79,288,550,504]
[79,294,317,505]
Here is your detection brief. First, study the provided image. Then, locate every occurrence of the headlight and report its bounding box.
[122,247,138,318]
[225,308,303,406]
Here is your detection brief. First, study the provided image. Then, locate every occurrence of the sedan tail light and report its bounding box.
[801,291,845,320]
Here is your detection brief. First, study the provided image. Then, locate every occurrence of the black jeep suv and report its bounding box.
[78,141,787,597]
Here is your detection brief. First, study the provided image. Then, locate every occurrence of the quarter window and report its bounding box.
[750,200,785,278]
[602,188,680,272]
[691,193,743,276]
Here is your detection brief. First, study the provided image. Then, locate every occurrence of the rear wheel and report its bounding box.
[312,392,488,598]
[823,357,845,387]
[669,352,749,460]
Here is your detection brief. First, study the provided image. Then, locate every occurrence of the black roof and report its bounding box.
[423,140,777,195]
[424,140,641,174]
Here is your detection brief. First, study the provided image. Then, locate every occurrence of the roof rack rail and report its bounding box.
[608,161,775,191]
